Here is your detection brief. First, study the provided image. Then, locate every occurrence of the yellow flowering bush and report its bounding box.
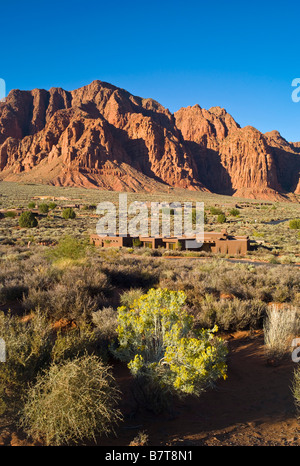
[113,288,227,409]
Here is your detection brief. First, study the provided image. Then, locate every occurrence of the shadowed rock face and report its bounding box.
[0,80,299,199]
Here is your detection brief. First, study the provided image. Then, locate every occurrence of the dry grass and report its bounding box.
[263,305,300,360]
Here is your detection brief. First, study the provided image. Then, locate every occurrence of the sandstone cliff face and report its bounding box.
[218,126,281,199]
[264,130,300,194]
[0,80,299,200]
[174,104,240,151]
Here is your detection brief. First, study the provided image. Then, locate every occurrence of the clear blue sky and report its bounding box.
[1,0,300,141]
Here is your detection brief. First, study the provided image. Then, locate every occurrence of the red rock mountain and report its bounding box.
[0,80,299,200]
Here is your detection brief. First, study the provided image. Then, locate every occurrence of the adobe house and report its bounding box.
[162,237,186,250]
[90,230,250,255]
[162,230,249,254]
[205,230,249,255]
[90,234,135,248]
[139,236,165,249]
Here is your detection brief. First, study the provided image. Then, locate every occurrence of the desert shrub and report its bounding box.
[0,311,53,414]
[210,207,223,215]
[252,230,265,237]
[263,305,300,360]
[91,307,118,342]
[61,263,110,297]
[119,288,145,307]
[51,324,104,363]
[129,431,149,446]
[38,203,49,214]
[19,355,122,445]
[195,296,267,331]
[4,211,17,218]
[21,257,61,292]
[23,261,110,322]
[48,202,57,210]
[62,207,76,219]
[229,208,240,217]
[113,288,227,413]
[24,284,100,323]
[160,261,300,306]
[217,213,226,224]
[289,219,300,230]
[28,202,36,209]
[19,211,38,228]
[46,235,86,261]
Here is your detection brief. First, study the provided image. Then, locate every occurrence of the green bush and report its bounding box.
[217,213,226,224]
[196,296,266,331]
[119,288,145,308]
[20,355,122,445]
[19,211,38,228]
[46,235,86,261]
[289,219,300,230]
[48,202,57,210]
[62,208,76,219]
[113,288,228,412]
[4,211,17,218]
[28,202,36,209]
[38,203,49,214]
[51,325,104,364]
[210,206,223,215]
[230,208,240,217]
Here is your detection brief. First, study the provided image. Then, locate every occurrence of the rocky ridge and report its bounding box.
[0,80,299,200]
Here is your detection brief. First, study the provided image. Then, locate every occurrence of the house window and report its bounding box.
[144,242,153,248]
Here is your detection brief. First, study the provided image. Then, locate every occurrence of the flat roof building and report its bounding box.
[90,230,250,255]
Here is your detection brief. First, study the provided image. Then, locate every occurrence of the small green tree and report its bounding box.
[38,203,49,214]
[113,288,227,412]
[62,208,76,219]
[210,206,223,215]
[217,213,226,224]
[4,211,16,218]
[48,202,57,210]
[19,211,38,228]
[289,219,300,230]
[229,208,240,217]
